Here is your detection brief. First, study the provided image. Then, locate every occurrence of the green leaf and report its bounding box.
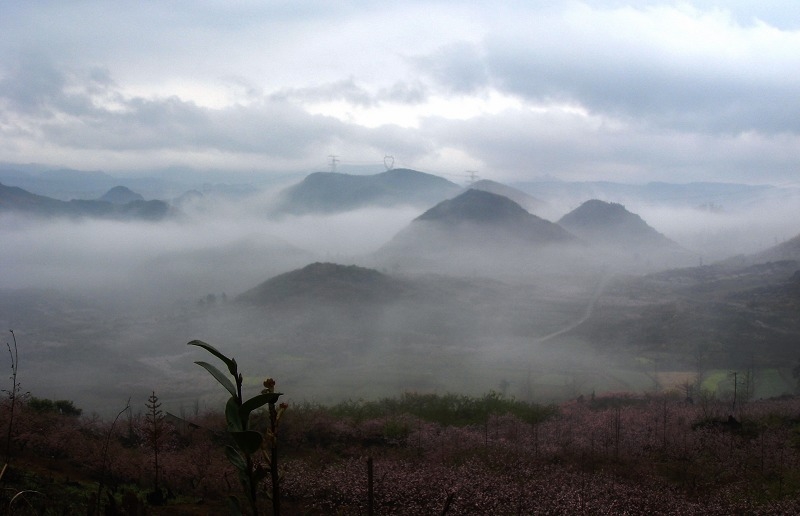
[225,397,243,432]
[195,361,237,398]
[187,339,238,376]
[241,392,282,421]
[231,430,263,455]
[225,445,247,472]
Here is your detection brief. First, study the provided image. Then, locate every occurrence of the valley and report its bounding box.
[1,167,798,416]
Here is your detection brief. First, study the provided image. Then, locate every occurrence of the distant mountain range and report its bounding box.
[274,168,462,214]
[513,180,785,211]
[0,182,171,220]
[99,186,145,204]
[0,164,188,200]
[2,161,795,216]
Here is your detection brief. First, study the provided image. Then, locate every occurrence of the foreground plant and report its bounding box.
[188,339,286,516]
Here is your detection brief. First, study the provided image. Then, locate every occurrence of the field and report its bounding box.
[3,389,800,514]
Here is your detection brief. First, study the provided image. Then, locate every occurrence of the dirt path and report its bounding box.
[532,272,613,344]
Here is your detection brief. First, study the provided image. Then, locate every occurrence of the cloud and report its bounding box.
[271,78,378,107]
[477,4,800,134]
[0,59,357,161]
[413,42,489,95]
[421,106,800,183]
[1,2,800,183]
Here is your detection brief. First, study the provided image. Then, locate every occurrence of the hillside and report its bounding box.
[403,188,573,243]
[556,199,697,271]
[275,168,461,213]
[237,262,409,306]
[574,259,800,369]
[375,189,578,275]
[469,180,546,214]
[558,199,678,248]
[0,182,67,215]
[749,233,800,263]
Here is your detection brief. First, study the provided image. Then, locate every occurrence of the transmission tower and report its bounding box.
[383,155,395,170]
[466,170,480,186]
[328,155,339,172]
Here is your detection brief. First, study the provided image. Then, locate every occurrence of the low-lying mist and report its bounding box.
[634,200,800,263]
[1,189,798,416]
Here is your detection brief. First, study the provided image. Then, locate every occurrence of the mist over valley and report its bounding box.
[1,166,799,416]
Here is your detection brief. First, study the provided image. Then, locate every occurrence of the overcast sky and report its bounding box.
[1,1,799,185]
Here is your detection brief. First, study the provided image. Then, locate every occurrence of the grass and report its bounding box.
[701,368,795,399]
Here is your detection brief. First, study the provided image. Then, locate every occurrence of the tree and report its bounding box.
[3,330,23,469]
[144,391,166,498]
[28,397,82,416]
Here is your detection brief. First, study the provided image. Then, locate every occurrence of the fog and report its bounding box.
[1,188,799,417]
[634,200,800,262]
[0,199,419,301]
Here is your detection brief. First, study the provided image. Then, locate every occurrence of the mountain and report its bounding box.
[237,262,408,306]
[376,189,577,275]
[558,199,678,248]
[469,180,546,214]
[0,165,120,199]
[409,188,574,242]
[0,182,68,215]
[275,168,462,214]
[232,262,594,358]
[0,182,172,220]
[557,199,695,271]
[98,186,145,204]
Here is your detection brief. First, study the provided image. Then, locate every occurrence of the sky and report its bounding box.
[1,1,800,185]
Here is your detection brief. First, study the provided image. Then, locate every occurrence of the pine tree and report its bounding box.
[144,391,165,495]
